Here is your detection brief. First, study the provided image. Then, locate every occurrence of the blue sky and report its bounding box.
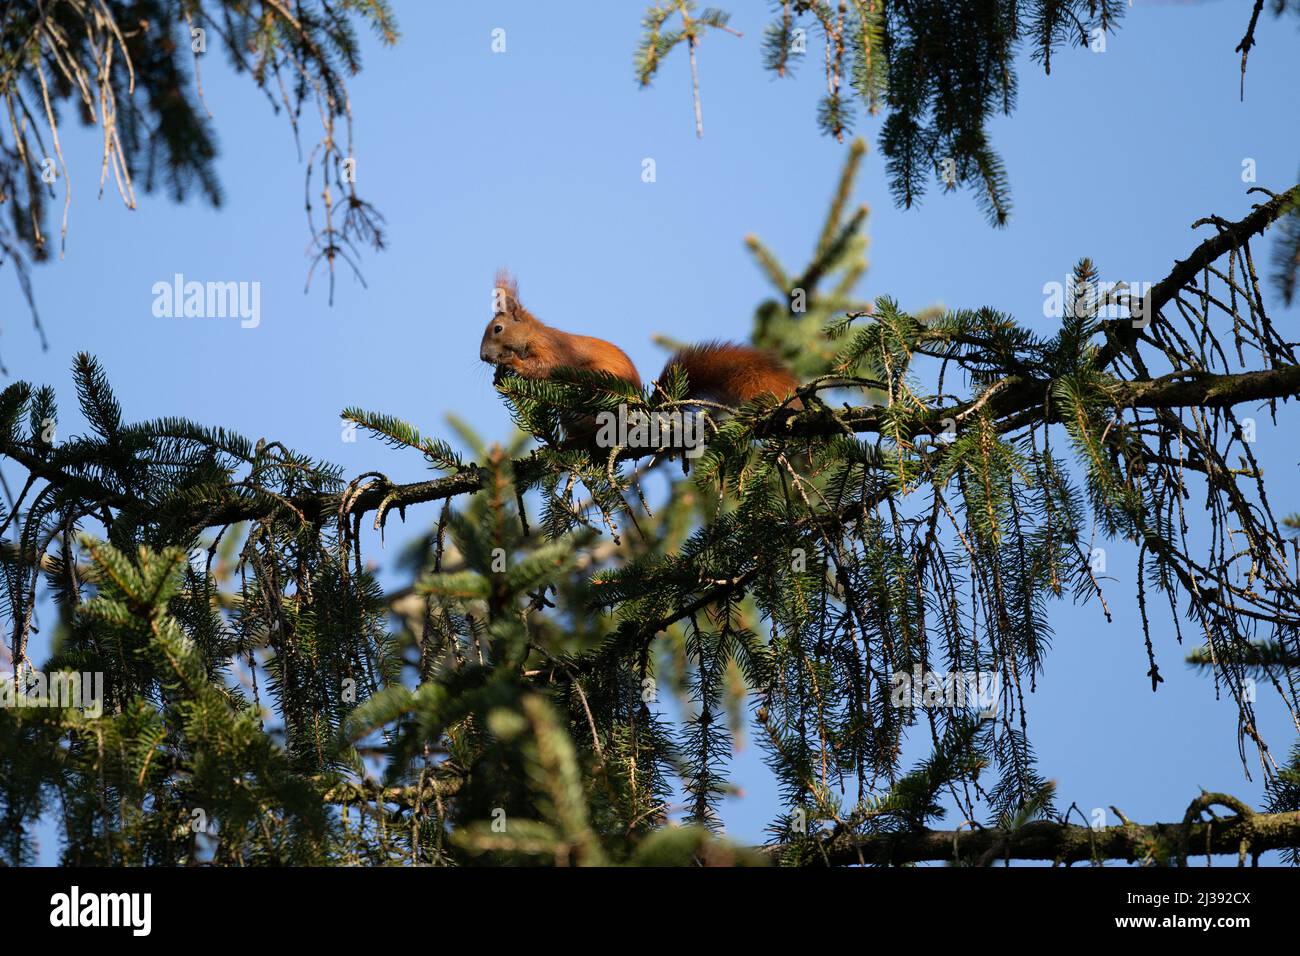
[6,0,1300,862]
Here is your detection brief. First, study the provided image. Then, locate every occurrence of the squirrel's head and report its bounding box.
[480,269,537,368]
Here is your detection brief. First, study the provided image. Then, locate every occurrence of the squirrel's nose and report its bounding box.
[480,344,493,363]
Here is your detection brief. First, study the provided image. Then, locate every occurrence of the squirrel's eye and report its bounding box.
[493,325,504,334]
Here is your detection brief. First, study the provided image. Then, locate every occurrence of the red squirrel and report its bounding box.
[479,270,799,406]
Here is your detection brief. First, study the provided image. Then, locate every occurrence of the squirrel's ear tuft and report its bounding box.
[493,268,519,313]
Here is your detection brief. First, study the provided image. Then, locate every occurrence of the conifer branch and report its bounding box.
[1149,185,1300,318]
[1096,184,1299,370]
[764,808,1300,866]
[10,355,1296,535]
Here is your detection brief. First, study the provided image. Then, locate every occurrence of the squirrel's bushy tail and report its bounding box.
[659,341,799,406]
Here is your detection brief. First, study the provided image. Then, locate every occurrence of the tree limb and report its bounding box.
[763,809,1300,866]
[10,357,1296,534]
